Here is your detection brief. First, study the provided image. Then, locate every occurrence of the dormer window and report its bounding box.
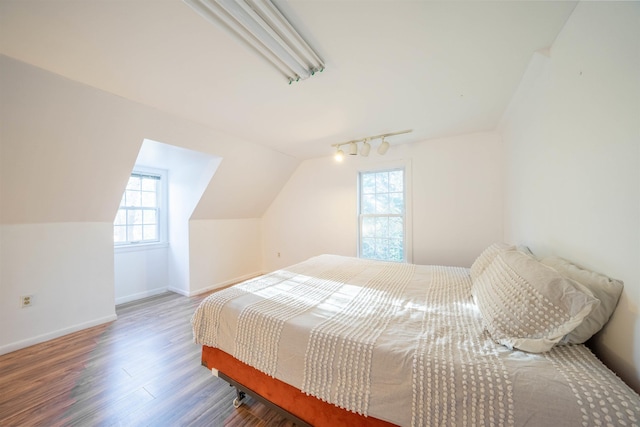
[114,169,166,246]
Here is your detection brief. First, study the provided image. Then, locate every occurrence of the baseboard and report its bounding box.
[115,288,168,305]
[167,286,187,296]
[0,313,118,356]
[181,270,267,297]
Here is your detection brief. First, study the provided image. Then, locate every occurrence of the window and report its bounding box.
[114,171,164,246]
[358,168,405,262]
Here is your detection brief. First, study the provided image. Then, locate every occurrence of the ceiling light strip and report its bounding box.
[185,0,301,78]
[248,0,323,70]
[225,0,311,78]
[184,0,324,83]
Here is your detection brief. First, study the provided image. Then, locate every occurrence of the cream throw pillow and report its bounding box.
[472,250,599,353]
[470,242,514,280]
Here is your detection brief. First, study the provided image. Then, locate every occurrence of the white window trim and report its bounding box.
[114,165,169,252]
[357,159,413,263]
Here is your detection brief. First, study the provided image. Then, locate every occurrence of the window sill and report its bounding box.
[114,242,169,253]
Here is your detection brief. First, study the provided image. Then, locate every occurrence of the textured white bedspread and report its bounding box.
[192,254,640,426]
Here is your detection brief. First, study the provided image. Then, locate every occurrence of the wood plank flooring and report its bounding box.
[0,292,297,427]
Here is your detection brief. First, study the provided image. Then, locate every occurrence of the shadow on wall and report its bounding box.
[591,292,640,393]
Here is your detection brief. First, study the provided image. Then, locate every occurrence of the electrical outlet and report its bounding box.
[21,295,33,308]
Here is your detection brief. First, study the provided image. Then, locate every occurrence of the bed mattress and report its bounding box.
[192,254,640,426]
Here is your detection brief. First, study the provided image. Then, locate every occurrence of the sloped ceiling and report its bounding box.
[0,0,577,159]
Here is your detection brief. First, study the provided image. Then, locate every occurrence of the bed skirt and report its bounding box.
[201,346,397,427]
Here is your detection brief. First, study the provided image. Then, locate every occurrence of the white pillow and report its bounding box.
[516,245,533,256]
[472,250,599,353]
[540,256,623,344]
[470,242,514,280]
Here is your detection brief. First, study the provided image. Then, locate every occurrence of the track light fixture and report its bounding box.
[331,130,412,161]
[377,137,390,155]
[360,139,371,157]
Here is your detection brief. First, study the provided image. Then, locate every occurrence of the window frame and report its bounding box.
[357,161,412,263]
[114,166,168,251]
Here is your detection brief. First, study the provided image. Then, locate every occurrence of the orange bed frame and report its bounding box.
[201,346,397,427]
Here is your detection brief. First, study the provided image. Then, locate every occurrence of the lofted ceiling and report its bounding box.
[0,0,577,160]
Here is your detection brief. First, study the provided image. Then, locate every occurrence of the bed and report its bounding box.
[192,250,640,426]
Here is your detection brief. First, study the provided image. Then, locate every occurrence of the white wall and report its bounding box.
[262,132,504,271]
[500,2,640,391]
[189,219,264,294]
[114,246,168,305]
[0,223,116,354]
[0,56,298,355]
[0,56,298,223]
[130,140,222,297]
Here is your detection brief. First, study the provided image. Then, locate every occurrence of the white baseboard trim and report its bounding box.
[0,314,118,356]
[180,270,267,297]
[115,288,168,305]
[167,286,189,296]
[0,271,269,356]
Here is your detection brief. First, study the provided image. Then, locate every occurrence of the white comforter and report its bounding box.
[192,254,640,426]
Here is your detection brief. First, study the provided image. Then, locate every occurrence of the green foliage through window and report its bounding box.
[359,169,404,262]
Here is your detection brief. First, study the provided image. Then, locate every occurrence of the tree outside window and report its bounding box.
[359,169,405,262]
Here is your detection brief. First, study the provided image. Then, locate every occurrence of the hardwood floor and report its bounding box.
[0,292,297,427]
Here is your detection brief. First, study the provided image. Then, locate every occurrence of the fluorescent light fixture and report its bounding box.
[331,130,412,161]
[184,0,325,83]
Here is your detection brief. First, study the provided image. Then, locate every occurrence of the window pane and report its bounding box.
[389,193,404,214]
[389,239,403,262]
[375,217,389,237]
[374,239,388,260]
[127,176,141,190]
[143,225,158,241]
[141,191,156,208]
[375,172,388,193]
[362,238,375,258]
[143,210,157,225]
[389,217,403,238]
[375,193,389,214]
[114,209,126,226]
[362,195,376,214]
[129,225,143,242]
[128,209,142,225]
[125,190,141,207]
[362,174,376,194]
[141,177,157,192]
[389,171,403,192]
[362,217,375,237]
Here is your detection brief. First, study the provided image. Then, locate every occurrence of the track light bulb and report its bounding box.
[360,139,371,156]
[335,148,345,162]
[378,137,390,155]
[349,142,358,155]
